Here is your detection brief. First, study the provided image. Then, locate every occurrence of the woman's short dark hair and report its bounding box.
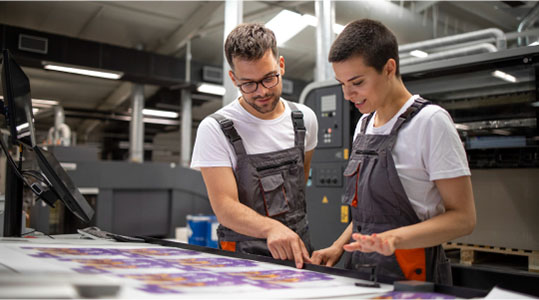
[225,23,278,70]
[329,19,400,76]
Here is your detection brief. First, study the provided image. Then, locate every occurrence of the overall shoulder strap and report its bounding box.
[360,113,374,134]
[288,101,305,149]
[209,113,246,155]
[390,97,430,135]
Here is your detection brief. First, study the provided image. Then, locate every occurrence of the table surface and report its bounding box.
[0,235,397,299]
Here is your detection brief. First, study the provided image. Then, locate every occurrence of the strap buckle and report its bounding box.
[218,119,241,143]
[291,111,305,130]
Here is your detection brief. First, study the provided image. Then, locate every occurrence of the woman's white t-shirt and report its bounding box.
[191,98,318,170]
[354,95,471,221]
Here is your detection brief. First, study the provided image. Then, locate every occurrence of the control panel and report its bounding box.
[314,164,342,187]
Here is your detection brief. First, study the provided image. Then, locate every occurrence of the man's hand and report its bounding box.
[266,223,311,269]
[311,244,344,267]
[343,233,397,256]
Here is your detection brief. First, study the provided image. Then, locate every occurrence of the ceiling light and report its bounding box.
[32,98,59,106]
[197,83,226,96]
[334,23,345,34]
[0,96,59,108]
[32,108,40,114]
[142,108,178,119]
[531,101,539,107]
[410,50,429,58]
[302,14,318,27]
[492,70,517,83]
[528,41,539,46]
[43,62,123,80]
[266,10,309,46]
[454,123,470,131]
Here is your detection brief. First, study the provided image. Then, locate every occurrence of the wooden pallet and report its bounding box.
[444,242,539,272]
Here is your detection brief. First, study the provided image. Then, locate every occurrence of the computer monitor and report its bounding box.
[0,49,94,229]
[1,49,36,147]
[33,146,94,223]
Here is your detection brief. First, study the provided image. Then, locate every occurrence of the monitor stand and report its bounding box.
[3,159,23,237]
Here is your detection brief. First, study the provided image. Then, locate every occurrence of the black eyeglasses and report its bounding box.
[236,73,280,94]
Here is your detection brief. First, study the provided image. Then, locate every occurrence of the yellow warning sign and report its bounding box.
[344,148,349,160]
[341,205,349,223]
[322,196,328,204]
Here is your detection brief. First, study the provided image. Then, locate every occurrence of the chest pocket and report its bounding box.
[259,173,290,217]
[343,158,361,206]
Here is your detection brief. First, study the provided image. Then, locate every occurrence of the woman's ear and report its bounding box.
[385,59,397,78]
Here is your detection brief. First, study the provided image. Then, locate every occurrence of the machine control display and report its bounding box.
[320,94,337,117]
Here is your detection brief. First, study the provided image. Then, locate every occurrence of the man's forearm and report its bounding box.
[212,197,281,239]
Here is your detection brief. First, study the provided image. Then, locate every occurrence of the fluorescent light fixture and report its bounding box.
[410,50,429,58]
[334,23,345,34]
[32,98,59,106]
[302,14,318,27]
[531,101,539,107]
[197,83,226,96]
[529,41,539,46]
[16,122,29,132]
[492,70,517,83]
[301,14,345,34]
[454,123,470,131]
[32,108,39,114]
[0,96,59,108]
[142,108,178,119]
[266,11,346,45]
[43,62,123,80]
[266,10,309,46]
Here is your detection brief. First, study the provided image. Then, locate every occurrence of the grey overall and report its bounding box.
[343,98,452,285]
[210,101,313,256]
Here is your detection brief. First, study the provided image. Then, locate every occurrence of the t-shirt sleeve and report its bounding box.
[423,109,471,181]
[302,105,319,152]
[190,117,234,170]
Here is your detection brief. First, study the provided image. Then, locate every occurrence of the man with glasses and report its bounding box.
[191,23,318,269]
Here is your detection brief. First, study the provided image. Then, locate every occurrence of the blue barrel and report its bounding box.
[186,215,210,246]
[206,215,219,248]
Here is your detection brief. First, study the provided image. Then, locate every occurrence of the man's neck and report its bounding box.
[239,97,285,120]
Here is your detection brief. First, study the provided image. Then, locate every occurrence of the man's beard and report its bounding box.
[246,93,280,114]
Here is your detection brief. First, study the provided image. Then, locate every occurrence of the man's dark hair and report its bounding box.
[225,23,278,70]
[329,19,400,76]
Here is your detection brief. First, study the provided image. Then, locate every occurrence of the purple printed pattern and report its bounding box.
[65,258,182,274]
[121,269,334,294]
[372,291,455,299]
[121,272,245,294]
[60,257,258,273]
[224,269,333,289]
[23,247,120,258]
[163,257,258,269]
[22,247,197,259]
[18,246,336,294]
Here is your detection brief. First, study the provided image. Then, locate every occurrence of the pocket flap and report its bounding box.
[343,159,361,177]
[260,173,284,192]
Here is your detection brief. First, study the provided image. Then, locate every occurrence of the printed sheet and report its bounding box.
[0,242,391,299]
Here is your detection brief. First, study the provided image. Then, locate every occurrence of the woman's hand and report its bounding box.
[343,233,397,256]
[311,244,345,267]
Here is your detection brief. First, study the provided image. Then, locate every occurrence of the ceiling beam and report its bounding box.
[77,5,104,37]
[153,1,223,55]
[448,1,519,31]
[414,1,439,13]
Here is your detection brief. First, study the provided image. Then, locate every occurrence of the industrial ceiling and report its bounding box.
[0,1,537,161]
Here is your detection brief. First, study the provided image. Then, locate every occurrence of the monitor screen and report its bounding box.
[1,49,36,147]
[33,146,94,223]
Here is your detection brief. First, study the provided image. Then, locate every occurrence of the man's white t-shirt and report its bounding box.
[191,98,318,170]
[354,95,470,221]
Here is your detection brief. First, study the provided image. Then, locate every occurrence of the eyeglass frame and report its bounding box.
[234,73,281,94]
